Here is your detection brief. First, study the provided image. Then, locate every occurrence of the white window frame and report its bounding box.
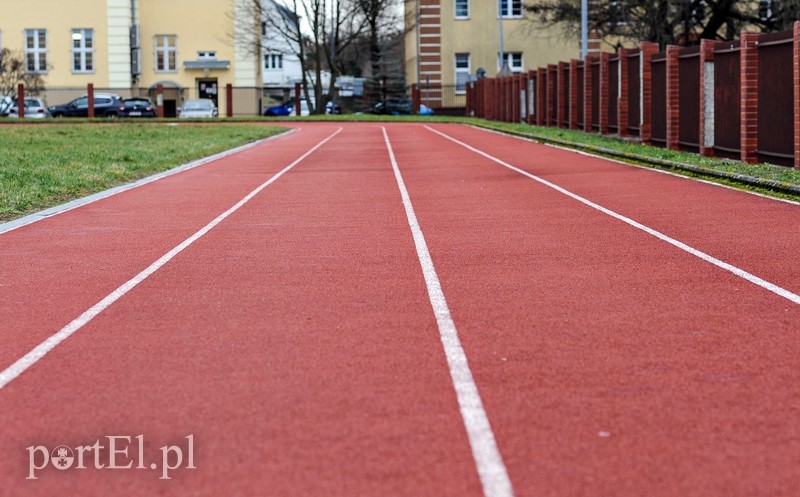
[499,0,522,18]
[455,53,470,94]
[154,34,177,72]
[264,53,283,70]
[455,0,469,19]
[71,28,94,73]
[499,52,523,73]
[25,29,47,73]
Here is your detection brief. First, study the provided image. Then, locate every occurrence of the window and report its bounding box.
[198,51,217,60]
[72,29,94,73]
[154,35,177,72]
[455,53,470,93]
[25,29,47,73]
[455,0,469,18]
[265,53,283,70]
[499,52,523,73]
[499,0,522,18]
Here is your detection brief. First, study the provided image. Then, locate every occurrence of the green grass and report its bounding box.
[478,121,800,185]
[0,123,286,222]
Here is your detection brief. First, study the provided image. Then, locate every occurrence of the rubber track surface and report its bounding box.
[0,123,798,497]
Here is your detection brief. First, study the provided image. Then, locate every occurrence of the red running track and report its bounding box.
[0,123,798,497]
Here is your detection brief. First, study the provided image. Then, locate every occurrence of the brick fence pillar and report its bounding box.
[17,84,25,118]
[537,67,547,126]
[528,71,537,125]
[618,48,631,137]
[156,84,164,118]
[569,59,580,129]
[548,64,557,125]
[599,52,611,134]
[583,55,594,132]
[740,32,760,163]
[699,39,716,157]
[226,84,233,118]
[87,83,95,118]
[666,45,680,150]
[794,22,800,168]
[639,42,660,144]
[294,83,302,116]
[557,61,568,127]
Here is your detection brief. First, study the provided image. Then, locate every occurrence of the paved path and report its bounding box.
[1,123,798,497]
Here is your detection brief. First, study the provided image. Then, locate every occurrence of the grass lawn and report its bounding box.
[0,123,286,222]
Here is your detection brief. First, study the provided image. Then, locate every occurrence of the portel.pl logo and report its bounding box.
[27,435,195,480]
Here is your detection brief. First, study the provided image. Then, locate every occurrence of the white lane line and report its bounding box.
[0,128,299,236]
[0,127,343,390]
[425,125,800,306]
[382,127,515,497]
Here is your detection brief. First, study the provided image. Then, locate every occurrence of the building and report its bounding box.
[0,0,261,116]
[404,0,580,108]
[261,0,304,97]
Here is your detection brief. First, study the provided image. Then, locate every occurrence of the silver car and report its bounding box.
[178,99,218,118]
[8,98,51,118]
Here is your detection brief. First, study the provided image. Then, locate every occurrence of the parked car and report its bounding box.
[370,98,412,115]
[178,99,218,118]
[264,98,310,117]
[264,100,292,116]
[325,101,342,114]
[49,94,124,118]
[7,98,51,118]
[0,96,13,117]
[119,97,156,118]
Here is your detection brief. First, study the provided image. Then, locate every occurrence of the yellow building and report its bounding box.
[405,0,580,107]
[0,0,261,116]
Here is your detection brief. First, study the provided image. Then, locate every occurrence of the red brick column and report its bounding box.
[412,84,421,115]
[599,52,611,134]
[528,71,537,125]
[557,61,568,127]
[569,59,580,129]
[666,45,680,150]
[87,83,95,118]
[639,42,660,144]
[547,64,557,125]
[583,55,594,132]
[618,48,631,137]
[537,68,547,126]
[226,84,233,118]
[699,39,716,157]
[794,22,800,168]
[156,84,164,118]
[294,83,302,117]
[17,84,25,118]
[740,32,760,163]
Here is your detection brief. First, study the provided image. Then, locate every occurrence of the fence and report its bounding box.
[466,21,800,169]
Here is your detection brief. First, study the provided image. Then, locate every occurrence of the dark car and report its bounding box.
[119,97,156,118]
[370,98,412,115]
[49,94,124,118]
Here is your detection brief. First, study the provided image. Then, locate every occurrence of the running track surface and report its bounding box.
[1,123,798,497]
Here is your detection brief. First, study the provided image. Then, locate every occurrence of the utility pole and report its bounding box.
[498,0,507,75]
[581,0,588,58]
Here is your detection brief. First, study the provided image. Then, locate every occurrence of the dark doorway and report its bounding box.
[198,79,219,106]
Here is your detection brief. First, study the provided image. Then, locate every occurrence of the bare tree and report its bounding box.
[525,0,800,48]
[0,49,46,97]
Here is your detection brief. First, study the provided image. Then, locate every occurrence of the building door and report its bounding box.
[198,79,218,106]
